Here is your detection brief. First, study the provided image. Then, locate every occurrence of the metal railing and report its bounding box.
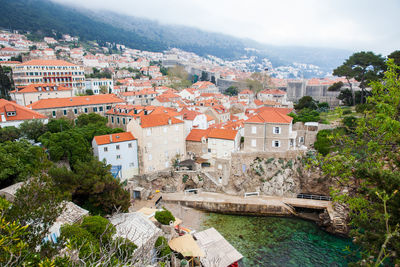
[297,193,332,201]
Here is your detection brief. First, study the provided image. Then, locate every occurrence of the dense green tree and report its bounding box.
[0,126,21,142]
[71,158,130,215]
[19,120,47,142]
[0,197,30,266]
[6,175,65,251]
[387,50,400,67]
[224,86,239,96]
[0,66,12,100]
[327,81,344,91]
[80,216,116,242]
[155,208,175,225]
[46,118,73,133]
[289,108,320,123]
[0,141,49,187]
[316,61,400,265]
[333,51,386,105]
[294,96,318,110]
[39,130,91,166]
[85,89,94,95]
[76,113,107,127]
[200,71,208,81]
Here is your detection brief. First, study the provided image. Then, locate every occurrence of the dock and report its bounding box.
[162,191,334,220]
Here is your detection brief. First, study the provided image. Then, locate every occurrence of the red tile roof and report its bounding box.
[12,83,72,93]
[186,129,211,142]
[0,99,47,122]
[28,94,125,109]
[259,89,286,95]
[94,132,136,145]
[19,59,77,66]
[208,128,238,141]
[140,113,183,128]
[239,89,254,95]
[246,108,293,124]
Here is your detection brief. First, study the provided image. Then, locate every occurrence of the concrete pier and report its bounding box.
[162,192,334,219]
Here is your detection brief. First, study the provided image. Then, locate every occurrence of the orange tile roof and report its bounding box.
[208,128,238,141]
[186,129,211,142]
[180,108,202,120]
[239,89,254,95]
[12,83,72,93]
[246,108,293,124]
[94,132,136,145]
[19,59,77,66]
[0,61,21,65]
[259,89,286,95]
[28,94,125,109]
[140,113,183,128]
[0,99,47,122]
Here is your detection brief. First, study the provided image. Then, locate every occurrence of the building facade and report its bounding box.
[127,113,186,174]
[10,84,73,106]
[243,109,297,152]
[85,78,114,94]
[92,132,139,181]
[12,59,85,94]
[28,94,126,120]
[0,99,48,128]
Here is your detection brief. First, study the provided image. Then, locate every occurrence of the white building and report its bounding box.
[207,128,240,159]
[92,132,139,181]
[85,78,114,94]
[0,99,48,128]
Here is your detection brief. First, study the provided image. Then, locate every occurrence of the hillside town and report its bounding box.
[0,25,399,267]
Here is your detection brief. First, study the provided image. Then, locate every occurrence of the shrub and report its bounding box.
[182,174,189,183]
[342,109,352,115]
[113,237,137,260]
[155,236,171,259]
[60,224,98,258]
[265,158,274,164]
[155,208,175,225]
[80,216,116,242]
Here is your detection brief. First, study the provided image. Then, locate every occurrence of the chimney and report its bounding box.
[1,113,6,122]
[109,134,112,143]
[168,118,171,125]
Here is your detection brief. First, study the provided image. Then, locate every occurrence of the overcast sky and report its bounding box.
[54,0,399,55]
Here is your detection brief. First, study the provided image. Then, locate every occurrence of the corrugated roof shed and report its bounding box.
[194,227,243,267]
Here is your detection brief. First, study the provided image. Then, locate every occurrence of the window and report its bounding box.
[175,125,179,131]
[147,143,152,148]
[212,139,216,145]
[129,162,135,167]
[74,108,78,114]
[163,127,167,133]
[111,116,114,123]
[165,161,169,168]
[273,140,281,148]
[128,143,132,148]
[290,139,294,147]
[106,106,111,110]
[117,117,120,124]
[299,136,304,143]
[63,110,67,116]
[116,145,120,150]
[146,129,151,136]
[122,118,126,124]
[148,154,152,161]
[104,147,108,152]
[84,108,88,113]
[99,106,103,112]
[273,127,281,134]
[251,139,256,147]
[116,155,121,159]
[251,126,257,134]
[93,107,98,112]
[218,164,222,170]
[208,148,211,152]
[52,111,56,118]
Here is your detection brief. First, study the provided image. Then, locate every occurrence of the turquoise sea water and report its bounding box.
[201,213,358,267]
